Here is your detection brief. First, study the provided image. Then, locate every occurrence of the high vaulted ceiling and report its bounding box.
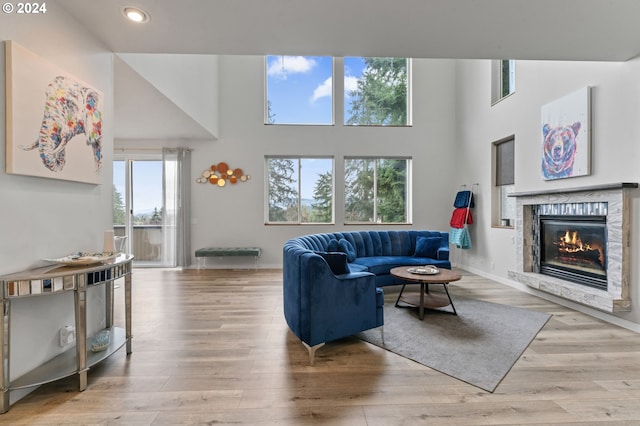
[58,0,640,61]
[56,0,640,140]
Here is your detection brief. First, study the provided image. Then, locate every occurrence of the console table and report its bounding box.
[0,254,133,413]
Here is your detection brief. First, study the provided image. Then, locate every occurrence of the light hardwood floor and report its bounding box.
[2,268,640,425]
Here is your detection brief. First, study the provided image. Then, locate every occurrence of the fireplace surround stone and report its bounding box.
[508,183,637,313]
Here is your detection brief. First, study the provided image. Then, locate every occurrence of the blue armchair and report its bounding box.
[283,245,384,364]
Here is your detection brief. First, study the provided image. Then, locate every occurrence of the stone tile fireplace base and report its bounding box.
[508,183,637,313]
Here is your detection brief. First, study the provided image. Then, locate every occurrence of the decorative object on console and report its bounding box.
[103,230,115,252]
[4,41,104,184]
[195,161,251,186]
[541,86,591,180]
[90,329,111,352]
[44,252,119,266]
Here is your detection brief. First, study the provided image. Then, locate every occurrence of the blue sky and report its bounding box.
[113,160,163,215]
[266,56,365,125]
[300,158,332,200]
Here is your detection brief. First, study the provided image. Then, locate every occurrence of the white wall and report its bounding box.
[185,55,462,268]
[454,58,640,327]
[1,9,114,378]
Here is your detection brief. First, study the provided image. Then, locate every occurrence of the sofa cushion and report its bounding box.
[315,251,350,275]
[327,239,339,252]
[338,239,357,262]
[351,256,425,275]
[414,236,441,258]
[346,262,369,273]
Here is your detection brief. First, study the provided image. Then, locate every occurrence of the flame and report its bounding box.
[555,228,604,265]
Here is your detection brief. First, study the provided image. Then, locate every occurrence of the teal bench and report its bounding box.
[195,247,261,269]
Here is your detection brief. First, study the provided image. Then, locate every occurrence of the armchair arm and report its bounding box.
[300,254,379,346]
[437,246,450,261]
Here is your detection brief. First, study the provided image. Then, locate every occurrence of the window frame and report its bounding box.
[264,156,335,225]
[493,136,515,228]
[491,59,515,105]
[343,156,412,225]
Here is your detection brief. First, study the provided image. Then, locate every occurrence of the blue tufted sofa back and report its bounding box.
[288,230,449,258]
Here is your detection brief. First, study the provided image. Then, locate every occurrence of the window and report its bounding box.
[491,60,515,104]
[265,56,333,125]
[494,137,515,227]
[344,157,411,224]
[265,157,334,224]
[344,57,411,126]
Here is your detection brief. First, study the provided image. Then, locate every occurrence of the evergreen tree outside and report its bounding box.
[309,171,333,223]
[150,207,163,225]
[266,157,333,224]
[266,100,276,124]
[345,158,408,223]
[345,57,408,126]
[113,187,126,225]
[267,158,298,222]
[376,159,407,223]
[344,159,374,222]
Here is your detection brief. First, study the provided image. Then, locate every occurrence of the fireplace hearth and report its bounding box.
[539,215,607,290]
[508,183,637,313]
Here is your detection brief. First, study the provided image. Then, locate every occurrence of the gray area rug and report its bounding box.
[357,294,551,392]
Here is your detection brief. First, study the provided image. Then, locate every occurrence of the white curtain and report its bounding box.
[162,148,192,267]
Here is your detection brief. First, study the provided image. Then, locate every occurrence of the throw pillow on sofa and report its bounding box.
[414,236,441,258]
[327,239,339,252]
[338,239,357,262]
[315,251,350,275]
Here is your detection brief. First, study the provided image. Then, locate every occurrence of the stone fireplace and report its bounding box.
[508,183,637,313]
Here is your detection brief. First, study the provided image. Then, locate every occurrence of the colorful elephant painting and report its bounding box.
[20,76,103,172]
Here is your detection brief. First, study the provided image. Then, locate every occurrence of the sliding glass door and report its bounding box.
[113,156,166,267]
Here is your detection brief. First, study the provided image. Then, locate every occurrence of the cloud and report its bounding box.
[344,75,359,94]
[267,56,318,79]
[311,77,332,102]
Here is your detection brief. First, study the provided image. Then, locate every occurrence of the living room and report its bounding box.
[2,1,640,422]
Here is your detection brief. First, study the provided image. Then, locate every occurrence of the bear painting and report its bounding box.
[541,122,581,179]
[540,87,591,180]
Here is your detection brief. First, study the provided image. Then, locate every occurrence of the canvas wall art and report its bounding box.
[5,41,104,184]
[540,86,591,180]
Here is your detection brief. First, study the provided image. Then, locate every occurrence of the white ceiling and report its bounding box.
[56,0,640,140]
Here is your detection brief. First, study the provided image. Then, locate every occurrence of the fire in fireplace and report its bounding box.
[539,215,607,290]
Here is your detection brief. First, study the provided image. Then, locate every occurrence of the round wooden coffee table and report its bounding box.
[390,266,462,320]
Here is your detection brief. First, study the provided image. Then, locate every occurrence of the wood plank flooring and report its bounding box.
[2,268,640,425]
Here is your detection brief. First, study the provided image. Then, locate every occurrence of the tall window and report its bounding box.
[265,56,333,125]
[266,157,334,224]
[344,57,411,126]
[491,59,515,104]
[494,137,515,227]
[344,157,411,224]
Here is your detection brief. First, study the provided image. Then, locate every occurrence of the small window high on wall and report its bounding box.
[344,57,411,126]
[493,137,515,227]
[491,60,515,104]
[265,56,334,125]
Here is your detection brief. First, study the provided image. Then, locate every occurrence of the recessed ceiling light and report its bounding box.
[123,7,150,23]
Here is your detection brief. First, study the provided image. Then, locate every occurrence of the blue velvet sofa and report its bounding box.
[283,230,450,364]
